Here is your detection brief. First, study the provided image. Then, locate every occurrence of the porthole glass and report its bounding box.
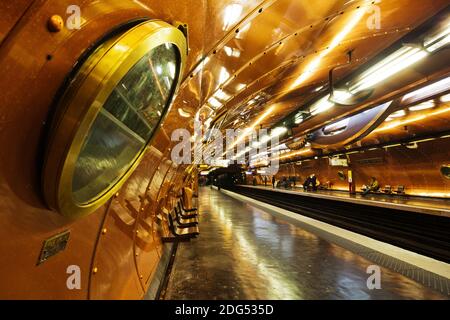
[42,21,187,217]
[441,165,450,180]
[72,44,178,204]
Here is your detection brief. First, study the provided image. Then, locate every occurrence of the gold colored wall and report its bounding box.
[274,137,450,198]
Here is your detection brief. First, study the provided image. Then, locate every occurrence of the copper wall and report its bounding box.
[0,0,206,299]
[273,137,450,198]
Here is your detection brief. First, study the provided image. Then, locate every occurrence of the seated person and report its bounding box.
[303,174,318,191]
[362,177,379,195]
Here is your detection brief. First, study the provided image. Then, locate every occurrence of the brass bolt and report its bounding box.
[102,228,107,235]
[139,275,143,279]
[93,267,98,274]
[48,15,64,32]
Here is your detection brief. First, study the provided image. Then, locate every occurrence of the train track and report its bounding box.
[227,186,450,263]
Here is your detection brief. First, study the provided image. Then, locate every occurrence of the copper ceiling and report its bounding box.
[150,0,450,168]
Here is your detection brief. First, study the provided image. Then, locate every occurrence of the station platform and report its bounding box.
[241,185,450,217]
[162,187,449,299]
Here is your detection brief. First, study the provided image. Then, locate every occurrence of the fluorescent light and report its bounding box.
[310,95,334,116]
[290,8,367,89]
[236,83,246,91]
[389,110,406,118]
[424,21,450,52]
[224,106,275,152]
[271,126,288,137]
[332,89,354,101]
[441,93,450,103]
[294,115,303,124]
[218,67,230,86]
[224,46,241,58]
[408,100,435,112]
[277,148,312,161]
[426,34,450,52]
[350,47,428,92]
[214,89,231,101]
[270,143,288,152]
[323,118,349,136]
[402,76,450,104]
[208,97,222,109]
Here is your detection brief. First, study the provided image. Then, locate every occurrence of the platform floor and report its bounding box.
[242,185,450,217]
[163,187,447,300]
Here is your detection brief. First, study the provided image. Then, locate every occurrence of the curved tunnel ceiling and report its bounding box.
[175,0,450,164]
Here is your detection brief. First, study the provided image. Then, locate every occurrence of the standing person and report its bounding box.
[310,174,318,191]
[272,176,276,188]
[264,176,267,187]
[303,176,311,191]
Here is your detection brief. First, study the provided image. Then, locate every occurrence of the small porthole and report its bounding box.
[440,165,450,180]
[338,171,346,181]
[42,21,187,217]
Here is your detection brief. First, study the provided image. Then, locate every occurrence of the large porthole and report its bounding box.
[441,165,450,180]
[43,21,187,217]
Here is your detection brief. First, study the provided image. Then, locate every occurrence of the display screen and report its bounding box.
[72,43,179,204]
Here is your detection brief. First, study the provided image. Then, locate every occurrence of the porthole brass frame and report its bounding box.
[42,20,187,218]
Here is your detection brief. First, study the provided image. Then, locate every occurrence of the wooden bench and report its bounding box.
[177,202,198,219]
[174,203,199,227]
[383,185,392,194]
[161,208,199,243]
[395,185,406,195]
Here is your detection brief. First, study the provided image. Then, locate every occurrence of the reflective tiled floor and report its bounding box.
[163,187,447,300]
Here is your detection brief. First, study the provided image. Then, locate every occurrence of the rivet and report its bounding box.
[136,253,139,257]
[102,228,107,235]
[115,192,120,197]
[140,275,143,279]
[136,230,139,234]
[47,15,64,32]
[93,267,98,274]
